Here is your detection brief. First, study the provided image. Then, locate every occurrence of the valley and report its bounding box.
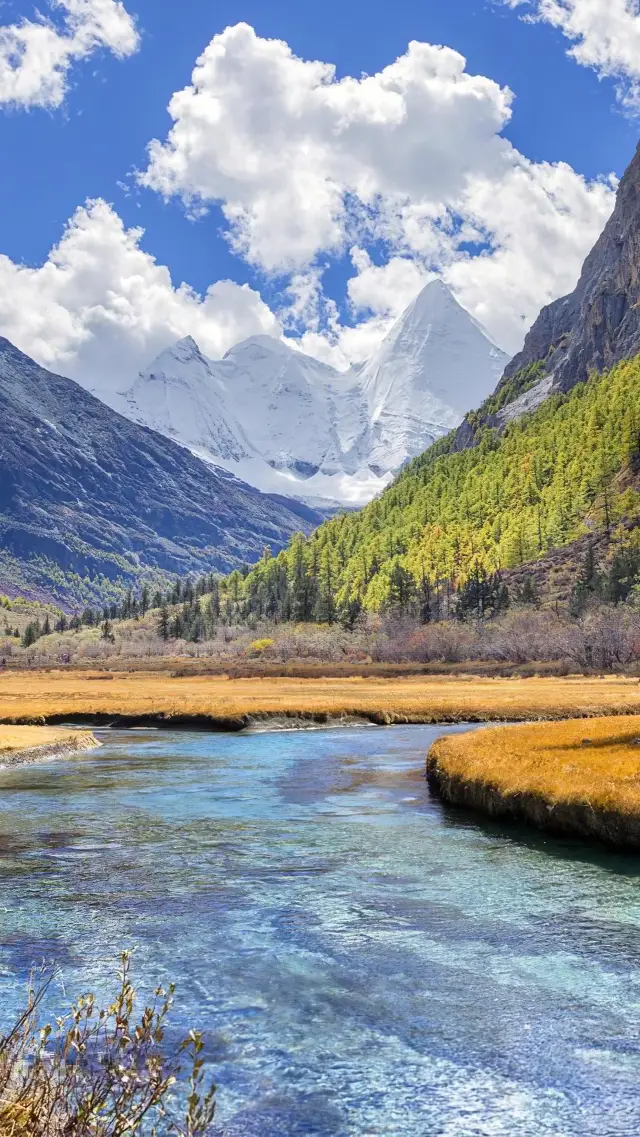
[0,337,324,605]
[3,6,640,1133]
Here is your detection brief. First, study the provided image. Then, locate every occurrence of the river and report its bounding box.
[0,723,639,1135]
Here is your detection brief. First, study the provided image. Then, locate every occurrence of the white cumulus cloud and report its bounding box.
[0,199,281,387]
[140,23,514,274]
[504,0,640,106]
[139,22,616,353]
[0,23,619,382]
[0,0,139,109]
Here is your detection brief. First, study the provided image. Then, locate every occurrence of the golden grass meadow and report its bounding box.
[2,671,640,727]
[428,715,640,818]
[0,724,95,756]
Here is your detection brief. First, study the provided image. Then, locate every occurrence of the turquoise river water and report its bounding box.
[0,724,640,1135]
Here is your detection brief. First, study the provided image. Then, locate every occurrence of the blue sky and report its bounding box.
[0,0,638,384]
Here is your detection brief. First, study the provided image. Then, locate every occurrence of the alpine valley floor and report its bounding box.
[3,671,640,728]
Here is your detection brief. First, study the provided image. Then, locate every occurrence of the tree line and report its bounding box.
[202,353,640,627]
[16,350,640,649]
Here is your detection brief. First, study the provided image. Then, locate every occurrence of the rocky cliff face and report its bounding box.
[503,141,640,393]
[0,338,323,603]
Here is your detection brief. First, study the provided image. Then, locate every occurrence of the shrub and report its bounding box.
[247,637,275,656]
[0,953,216,1136]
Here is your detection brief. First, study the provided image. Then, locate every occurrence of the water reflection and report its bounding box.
[0,724,640,1135]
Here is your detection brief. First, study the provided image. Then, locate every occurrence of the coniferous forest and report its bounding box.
[192,354,640,628]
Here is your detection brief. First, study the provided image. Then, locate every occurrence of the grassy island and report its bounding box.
[428,716,640,847]
[0,725,98,767]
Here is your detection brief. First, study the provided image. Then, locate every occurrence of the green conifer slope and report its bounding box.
[231,355,640,622]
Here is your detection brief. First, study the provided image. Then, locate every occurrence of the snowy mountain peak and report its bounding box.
[96,279,510,508]
[170,335,203,359]
[360,278,508,424]
[224,334,292,361]
[148,335,211,377]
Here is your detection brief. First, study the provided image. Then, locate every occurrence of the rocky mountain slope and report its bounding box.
[459,140,640,447]
[99,280,508,507]
[0,337,323,604]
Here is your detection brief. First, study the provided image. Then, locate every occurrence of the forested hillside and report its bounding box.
[222,354,640,623]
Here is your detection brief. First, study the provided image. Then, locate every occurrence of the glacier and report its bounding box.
[96,279,509,508]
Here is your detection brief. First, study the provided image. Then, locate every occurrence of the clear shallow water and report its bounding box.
[1,724,640,1135]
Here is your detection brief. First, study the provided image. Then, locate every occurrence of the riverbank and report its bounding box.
[427,716,640,847]
[0,726,99,768]
[1,671,640,729]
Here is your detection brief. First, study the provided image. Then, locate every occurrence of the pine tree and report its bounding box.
[386,560,417,617]
[21,622,39,648]
[338,594,363,631]
[569,542,600,616]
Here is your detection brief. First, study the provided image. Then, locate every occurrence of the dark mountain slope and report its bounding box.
[498,141,640,396]
[0,337,322,603]
[451,141,640,452]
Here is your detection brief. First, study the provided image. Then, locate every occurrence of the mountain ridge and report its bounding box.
[97,279,509,508]
[505,144,640,393]
[0,336,324,605]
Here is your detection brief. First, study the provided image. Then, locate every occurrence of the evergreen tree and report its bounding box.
[210,579,221,621]
[456,567,509,621]
[603,539,640,603]
[569,542,600,616]
[21,622,40,648]
[157,605,170,641]
[386,560,417,618]
[338,594,363,631]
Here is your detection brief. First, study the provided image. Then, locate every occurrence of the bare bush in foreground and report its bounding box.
[0,953,215,1137]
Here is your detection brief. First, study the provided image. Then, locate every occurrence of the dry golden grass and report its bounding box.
[2,671,640,726]
[429,715,640,815]
[0,725,93,755]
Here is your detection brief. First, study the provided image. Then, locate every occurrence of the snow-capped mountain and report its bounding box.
[360,280,509,473]
[101,280,509,507]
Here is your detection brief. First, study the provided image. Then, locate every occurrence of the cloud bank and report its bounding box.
[0,199,279,388]
[140,23,615,354]
[0,23,617,381]
[0,0,139,109]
